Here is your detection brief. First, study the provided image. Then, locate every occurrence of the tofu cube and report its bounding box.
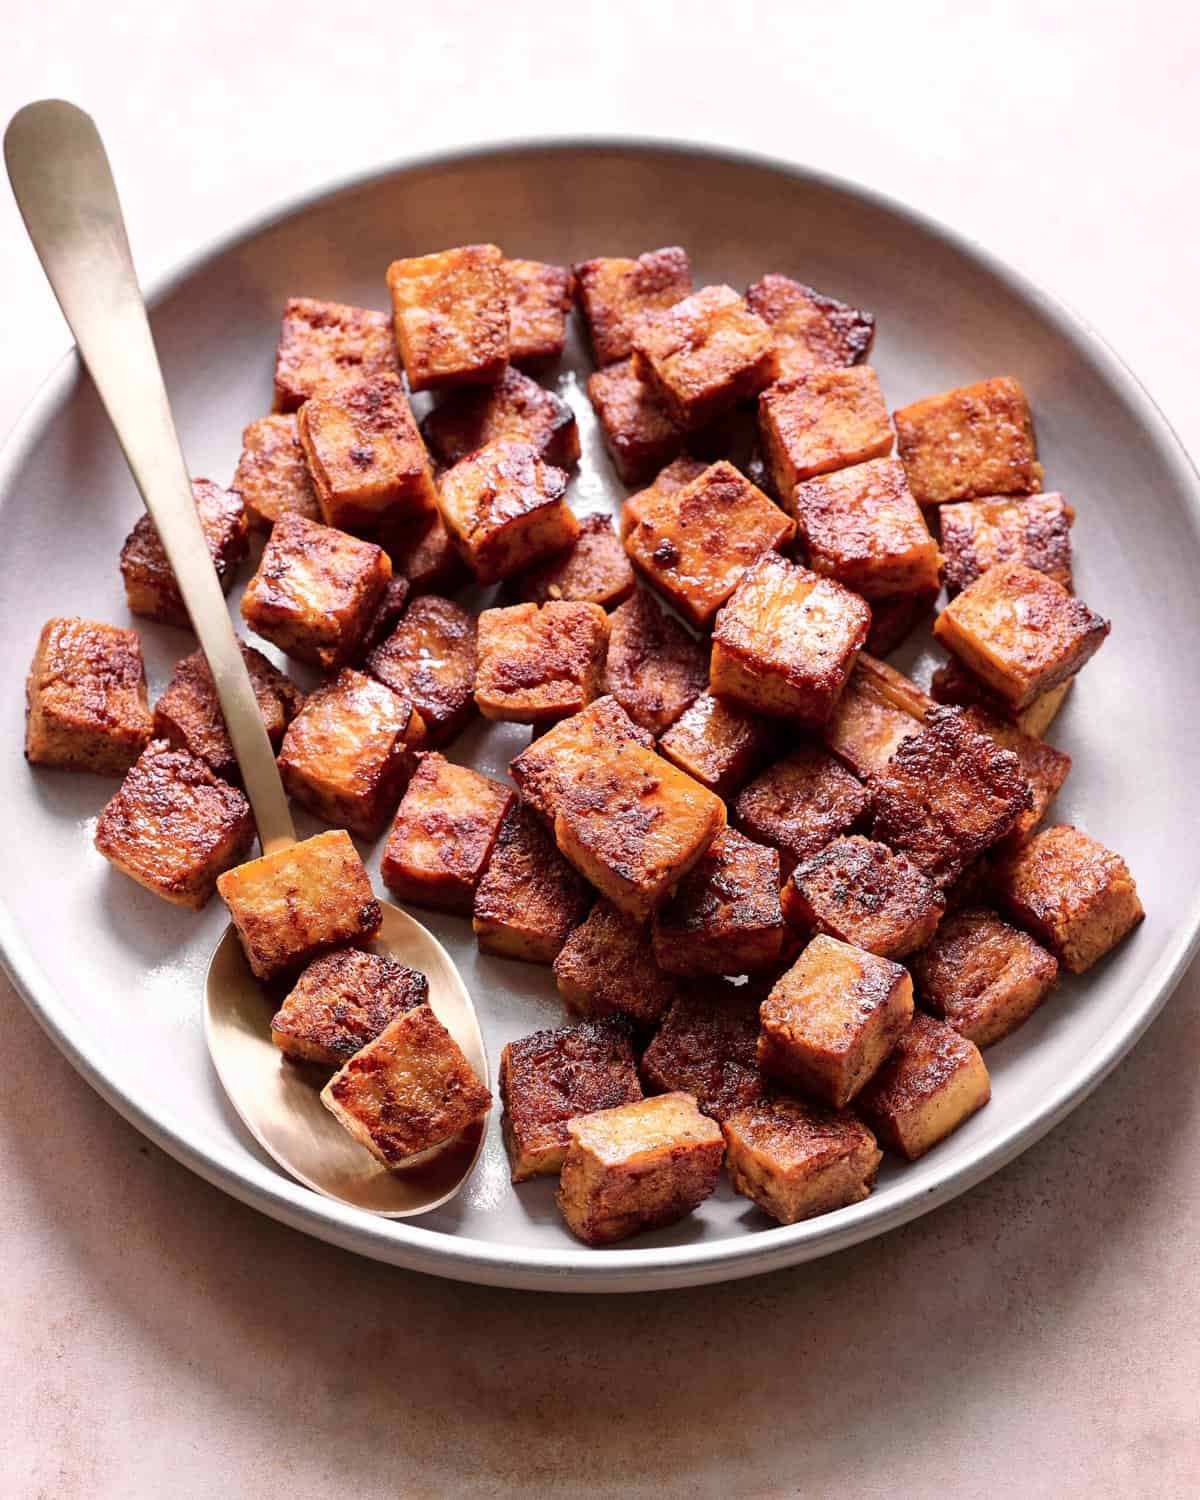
[216,829,383,980]
[232,414,321,531]
[381,753,514,914]
[379,510,472,596]
[722,1094,882,1224]
[586,358,684,484]
[474,601,610,724]
[940,492,1074,596]
[783,835,945,958]
[602,587,708,735]
[573,246,692,365]
[365,595,477,747]
[744,273,876,381]
[499,1018,642,1181]
[553,897,679,1025]
[270,949,428,1067]
[856,1011,990,1159]
[652,828,785,976]
[386,243,510,391]
[894,376,1043,505]
[240,513,392,671]
[321,1004,492,1165]
[710,553,871,726]
[121,479,249,628]
[420,366,580,471]
[632,285,778,432]
[912,907,1058,1047]
[508,511,635,610]
[510,694,654,825]
[930,656,1073,738]
[472,804,592,962]
[961,705,1071,849]
[733,746,870,879]
[640,983,764,1120]
[271,296,398,414]
[991,824,1144,973]
[759,367,894,509]
[504,258,574,364]
[823,651,932,779]
[26,617,152,775]
[94,740,255,908]
[556,1092,724,1245]
[657,692,778,797]
[437,439,577,584]
[864,587,939,657]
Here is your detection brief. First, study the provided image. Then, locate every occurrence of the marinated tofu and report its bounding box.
[640,983,764,1120]
[379,509,472,596]
[474,601,610,724]
[437,439,578,584]
[602,587,708,735]
[929,656,1073,738]
[508,511,635,610]
[386,243,510,391]
[658,692,777,797]
[652,827,785,976]
[272,296,398,413]
[824,652,932,779]
[472,805,592,962]
[420,366,580,470]
[25,617,152,775]
[504,257,574,364]
[940,492,1074,596]
[864,587,939,657]
[783,834,944,959]
[270,949,428,1067]
[232,413,321,531]
[758,367,894,509]
[912,907,1058,1048]
[365,594,477,748]
[855,1011,990,1160]
[733,746,870,879]
[894,376,1043,506]
[586,358,684,484]
[121,479,249,628]
[510,694,654,825]
[553,897,679,1025]
[573,246,692,365]
[744,273,875,381]
[961,705,1071,849]
[153,643,303,781]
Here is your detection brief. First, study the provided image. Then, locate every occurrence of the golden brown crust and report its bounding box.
[232,414,321,531]
[894,377,1043,506]
[272,297,399,413]
[378,510,471,596]
[386,244,510,391]
[640,982,764,1120]
[759,368,894,509]
[270,949,428,1067]
[472,805,592,963]
[733,746,869,879]
[940,493,1074,596]
[365,594,477,747]
[508,512,635,610]
[573,247,692,366]
[585,359,684,484]
[602,588,708,735]
[823,652,932,779]
[121,479,249,628]
[657,692,778,797]
[651,827,784,976]
[929,657,1072,738]
[744,274,875,380]
[421,366,580,470]
[504,258,575,364]
[510,695,654,824]
[783,834,945,958]
[961,705,1071,849]
[855,1011,990,1160]
[474,601,610,724]
[26,617,152,776]
[436,439,577,584]
[912,907,1058,1047]
[553,897,679,1024]
[153,643,303,781]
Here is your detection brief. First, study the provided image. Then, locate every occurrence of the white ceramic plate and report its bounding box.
[2,140,1198,1293]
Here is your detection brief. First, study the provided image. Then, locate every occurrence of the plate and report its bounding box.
[2,139,1198,1293]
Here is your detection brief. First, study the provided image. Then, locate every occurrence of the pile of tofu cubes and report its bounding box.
[25,237,1144,1245]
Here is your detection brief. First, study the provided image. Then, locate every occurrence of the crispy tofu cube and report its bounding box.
[856,1012,990,1159]
[26,617,152,775]
[733,747,869,879]
[930,656,1073,738]
[381,753,513,914]
[379,509,471,596]
[420,366,580,471]
[365,594,476,748]
[723,1094,882,1224]
[658,692,777,797]
[652,828,785,976]
[710,553,871,727]
[556,1092,723,1245]
[585,358,684,484]
[499,1018,642,1181]
[504,258,574,364]
[217,829,383,980]
[94,740,254,908]
[991,824,1144,973]
[321,1004,492,1166]
[632,285,778,432]
[640,983,764,1120]
[553,897,679,1024]
[240,513,392,671]
[121,479,248,628]
[961,705,1071,849]
[745,273,876,381]
[602,587,708,735]
[935,560,1109,710]
[783,834,944,958]
[474,601,610,724]
[912,907,1058,1047]
[823,651,932,779]
[153,643,303,781]
[791,457,942,600]
[940,493,1074,596]
[622,459,796,629]
[758,934,913,1107]
[864,587,938,657]
[386,243,509,391]
[232,414,321,531]
[272,297,398,414]
[297,372,437,532]
[270,949,428,1067]
[510,695,654,824]
[508,511,635,610]
[472,805,592,962]
[437,439,577,584]
[759,368,894,510]
[573,246,692,365]
[894,376,1043,505]
[277,669,420,838]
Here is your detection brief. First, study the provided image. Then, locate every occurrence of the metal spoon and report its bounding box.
[5,98,489,1217]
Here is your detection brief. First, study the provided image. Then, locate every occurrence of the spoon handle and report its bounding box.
[5,99,294,855]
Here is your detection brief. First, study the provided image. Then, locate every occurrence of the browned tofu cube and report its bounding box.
[652,828,785,976]
[658,692,777,797]
[622,459,796,629]
[94,741,254,908]
[912,907,1058,1048]
[365,595,477,748]
[381,753,513,914]
[270,949,428,1066]
[472,805,592,962]
[474,601,610,724]
[553,898,679,1024]
[499,1018,641,1181]
[961,705,1071,849]
[930,656,1073,738]
[733,746,870,879]
[710,553,871,727]
[508,512,635,610]
[791,457,942,600]
[573,246,692,365]
[217,829,383,980]
[420,366,580,470]
[232,414,321,531]
[321,1003,492,1165]
[745,273,876,381]
[504,258,574,364]
[856,1011,990,1159]
[991,825,1144,973]
[640,983,764,1120]
[26,617,152,775]
[783,835,944,958]
[894,376,1043,505]
[723,1094,882,1224]
[632,285,778,432]
[585,358,684,485]
[121,479,249,628]
[864,587,939,657]
[297,372,438,532]
[510,695,654,825]
[379,509,471,596]
[386,243,509,391]
[940,492,1074,596]
[556,1092,723,1245]
[272,297,398,414]
[823,652,932,779]
[153,643,303,781]
[437,439,577,584]
[758,934,913,1107]
[240,513,392,671]
[759,368,894,510]
[602,587,708,735]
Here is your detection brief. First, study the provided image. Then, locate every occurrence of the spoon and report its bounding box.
[5,98,489,1217]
